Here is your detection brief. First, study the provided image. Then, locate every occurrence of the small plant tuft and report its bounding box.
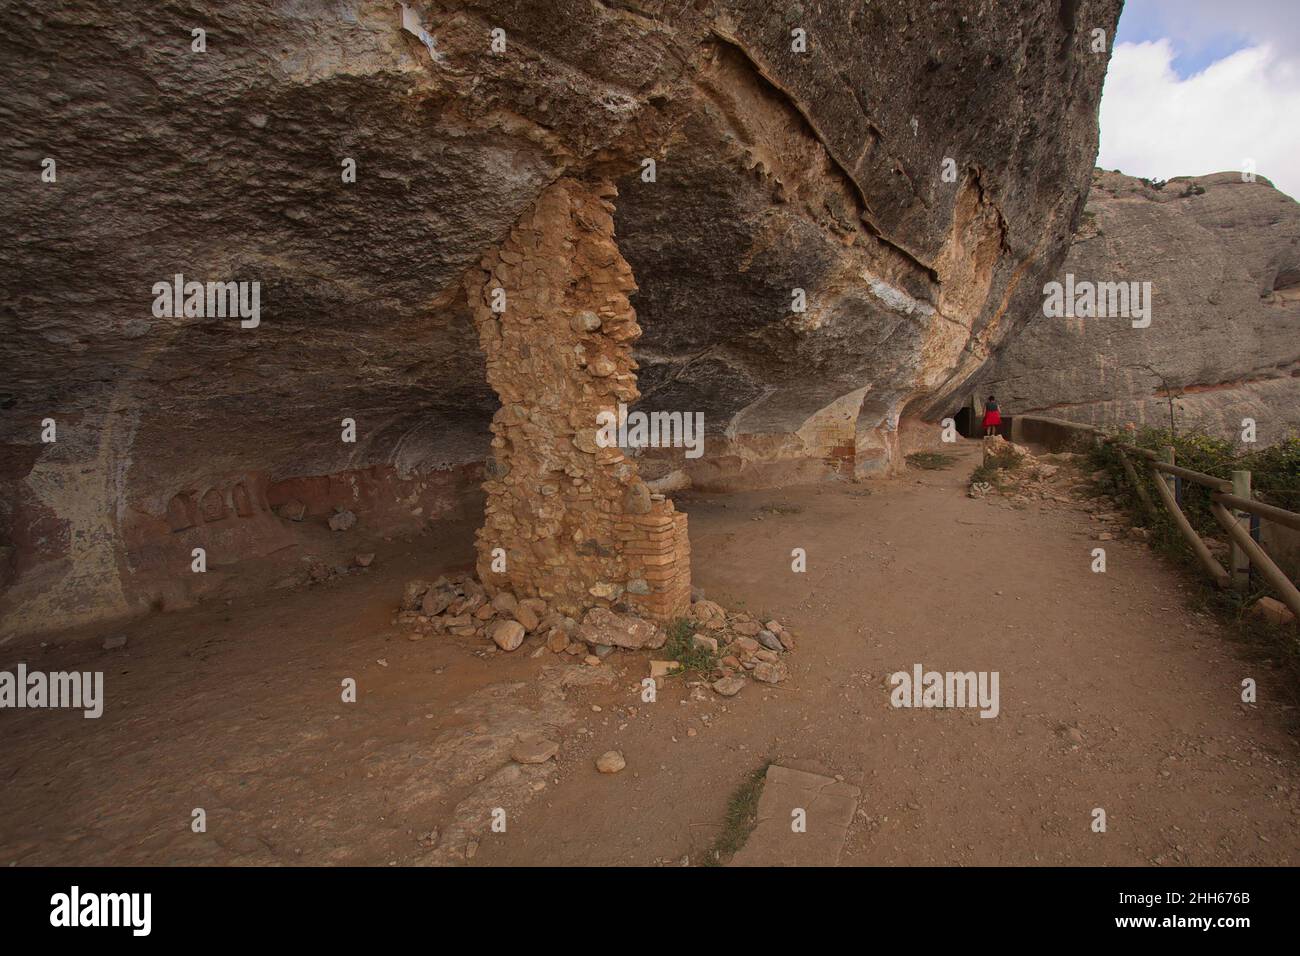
[700,762,770,866]
[906,451,957,470]
[663,616,717,673]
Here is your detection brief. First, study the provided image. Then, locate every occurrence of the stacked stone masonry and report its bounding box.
[465,177,691,622]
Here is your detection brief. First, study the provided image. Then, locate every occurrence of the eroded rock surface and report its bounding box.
[0,1,1119,638]
[979,171,1300,439]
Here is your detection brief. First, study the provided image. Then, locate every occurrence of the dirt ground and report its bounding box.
[2,440,1297,866]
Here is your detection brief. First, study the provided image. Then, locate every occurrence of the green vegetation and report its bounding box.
[1087,427,1300,709]
[906,451,957,470]
[662,616,717,673]
[700,762,770,866]
[1089,427,1299,536]
[970,443,1022,488]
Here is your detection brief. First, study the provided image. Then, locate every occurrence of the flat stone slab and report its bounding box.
[730,765,861,867]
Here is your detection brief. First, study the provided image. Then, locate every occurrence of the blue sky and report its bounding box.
[1098,0,1300,199]
[1114,3,1251,78]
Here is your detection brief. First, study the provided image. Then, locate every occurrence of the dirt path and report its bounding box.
[2,441,1297,866]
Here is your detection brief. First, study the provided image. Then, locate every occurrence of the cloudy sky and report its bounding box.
[1098,0,1300,200]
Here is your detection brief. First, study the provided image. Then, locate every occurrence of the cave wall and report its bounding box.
[0,0,1120,639]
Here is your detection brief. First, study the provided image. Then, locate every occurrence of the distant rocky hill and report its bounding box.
[979,170,1300,443]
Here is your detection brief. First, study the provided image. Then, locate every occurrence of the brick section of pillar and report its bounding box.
[465,177,690,622]
[616,498,692,621]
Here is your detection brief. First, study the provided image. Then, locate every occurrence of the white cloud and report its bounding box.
[1097,39,1300,201]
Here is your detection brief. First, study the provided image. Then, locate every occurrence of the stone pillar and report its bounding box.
[465,177,690,622]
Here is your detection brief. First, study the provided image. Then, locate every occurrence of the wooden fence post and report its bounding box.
[1162,446,1177,500]
[1116,447,1156,518]
[1231,469,1252,590]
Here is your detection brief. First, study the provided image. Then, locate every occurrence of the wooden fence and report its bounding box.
[1014,415,1300,620]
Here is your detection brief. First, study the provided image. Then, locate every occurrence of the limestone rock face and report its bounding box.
[979,171,1300,439]
[0,1,1119,638]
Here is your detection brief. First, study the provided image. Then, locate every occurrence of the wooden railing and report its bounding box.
[1014,415,1300,620]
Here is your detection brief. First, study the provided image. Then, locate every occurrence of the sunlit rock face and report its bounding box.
[978,170,1300,440]
[0,0,1118,637]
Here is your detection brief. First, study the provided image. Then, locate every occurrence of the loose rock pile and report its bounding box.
[397,574,678,657]
[968,438,1175,544]
[681,599,794,696]
[395,577,796,696]
[969,436,1068,501]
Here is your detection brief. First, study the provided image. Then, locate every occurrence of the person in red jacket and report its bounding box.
[982,395,1001,437]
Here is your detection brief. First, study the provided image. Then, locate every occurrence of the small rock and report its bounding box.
[102,634,128,651]
[711,675,745,697]
[622,481,652,515]
[488,619,525,652]
[649,659,682,679]
[733,620,761,637]
[328,508,356,532]
[752,661,789,684]
[514,603,540,632]
[546,629,570,653]
[421,586,456,617]
[401,580,431,610]
[276,499,306,521]
[1250,596,1296,627]
[491,591,518,615]
[578,606,662,650]
[755,629,784,652]
[570,310,602,333]
[595,751,626,774]
[519,597,548,618]
[512,735,559,765]
[691,634,718,654]
[688,599,726,625]
[354,553,375,568]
